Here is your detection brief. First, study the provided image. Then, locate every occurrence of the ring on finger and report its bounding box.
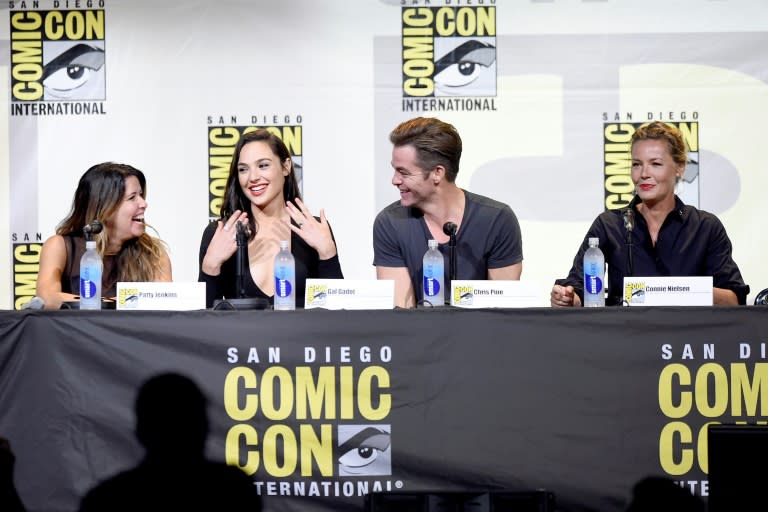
[297,221,304,228]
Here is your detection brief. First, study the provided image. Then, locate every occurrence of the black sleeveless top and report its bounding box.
[61,235,119,298]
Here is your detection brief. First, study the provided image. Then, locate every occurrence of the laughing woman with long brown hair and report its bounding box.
[36,162,172,309]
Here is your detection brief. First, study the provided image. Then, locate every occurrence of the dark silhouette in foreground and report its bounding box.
[79,373,261,511]
[0,437,26,512]
[625,476,704,512]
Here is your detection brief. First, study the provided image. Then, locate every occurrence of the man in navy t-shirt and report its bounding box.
[373,117,524,308]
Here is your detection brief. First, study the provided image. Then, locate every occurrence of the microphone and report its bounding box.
[213,220,268,310]
[21,296,45,310]
[212,219,269,310]
[442,222,457,239]
[235,220,248,299]
[442,222,458,303]
[622,208,634,278]
[82,220,103,240]
[622,209,634,232]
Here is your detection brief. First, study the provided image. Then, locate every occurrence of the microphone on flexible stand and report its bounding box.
[623,208,634,278]
[212,220,269,310]
[235,221,247,299]
[443,222,458,305]
[82,220,103,241]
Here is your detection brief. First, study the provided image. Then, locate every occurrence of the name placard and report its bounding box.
[305,279,394,310]
[623,276,713,306]
[116,282,206,310]
[450,280,543,308]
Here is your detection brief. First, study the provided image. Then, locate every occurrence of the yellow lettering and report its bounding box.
[659,364,692,418]
[11,11,42,31]
[403,7,433,27]
[224,367,258,421]
[260,366,294,420]
[357,366,391,421]
[659,421,693,475]
[225,424,259,475]
[44,10,105,41]
[300,424,333,477]
[730,362,768,416]
[694,363,729,417]
[263,425,296,477]
[296,366,336,420]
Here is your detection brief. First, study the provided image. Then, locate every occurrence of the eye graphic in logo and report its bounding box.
[338,425,391,476]
[42,42,106,101]
[676,152,700,207]
[433,39,496,97]
[292,157,304,196]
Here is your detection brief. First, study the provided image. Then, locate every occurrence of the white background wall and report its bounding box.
[2,0,767,309]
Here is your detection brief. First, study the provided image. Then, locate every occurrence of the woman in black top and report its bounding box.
[551,121,748,306]
[36,162,171,309]
[198,129,342,308]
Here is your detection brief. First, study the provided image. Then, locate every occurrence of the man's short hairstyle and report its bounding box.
[389,117,462,182]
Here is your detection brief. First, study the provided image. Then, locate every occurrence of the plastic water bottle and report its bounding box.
[422,239,445,306]
[583,237,605,307]
[274,240,295,310]
[79,240,102,310]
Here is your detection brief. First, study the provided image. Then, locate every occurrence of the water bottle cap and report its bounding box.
[85,240,97,249]
[279,240,289,250]
[588,237,599,247]
[428,239,438,249]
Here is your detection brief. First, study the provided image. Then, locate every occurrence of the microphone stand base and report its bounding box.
[212,298,271,310]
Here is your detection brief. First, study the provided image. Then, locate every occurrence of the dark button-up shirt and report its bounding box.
[556,196,750,305]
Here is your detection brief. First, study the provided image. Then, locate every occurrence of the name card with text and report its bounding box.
[450,280,543,308]
[116,282,206,310]
[623,276,713,306]
[305,279,395,310]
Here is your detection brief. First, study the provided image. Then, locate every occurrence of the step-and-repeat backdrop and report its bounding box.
[2,1,767,309]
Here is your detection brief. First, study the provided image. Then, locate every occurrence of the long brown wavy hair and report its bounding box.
[57,162,167,282]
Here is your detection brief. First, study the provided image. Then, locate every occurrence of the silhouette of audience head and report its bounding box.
[0,436,27,512]
[625,476,704,512]
[135,372,208,462]
[79,372,261,511]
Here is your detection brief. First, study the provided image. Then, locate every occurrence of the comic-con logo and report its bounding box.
[223,346,394,490]
[624,282,645,305]
[401,4,496,99]
[452,285,474,306]
[658,345,768,492]
[207,119,303,222]
[9,5,106,114]
[117,287,140,309]
[603,117,699,211]
[11,235,42,310]
[306,284,328,307]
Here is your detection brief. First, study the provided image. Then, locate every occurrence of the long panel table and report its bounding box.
[1,307,766,512]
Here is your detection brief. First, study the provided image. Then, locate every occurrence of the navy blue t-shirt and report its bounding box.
[373,190,523,303]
